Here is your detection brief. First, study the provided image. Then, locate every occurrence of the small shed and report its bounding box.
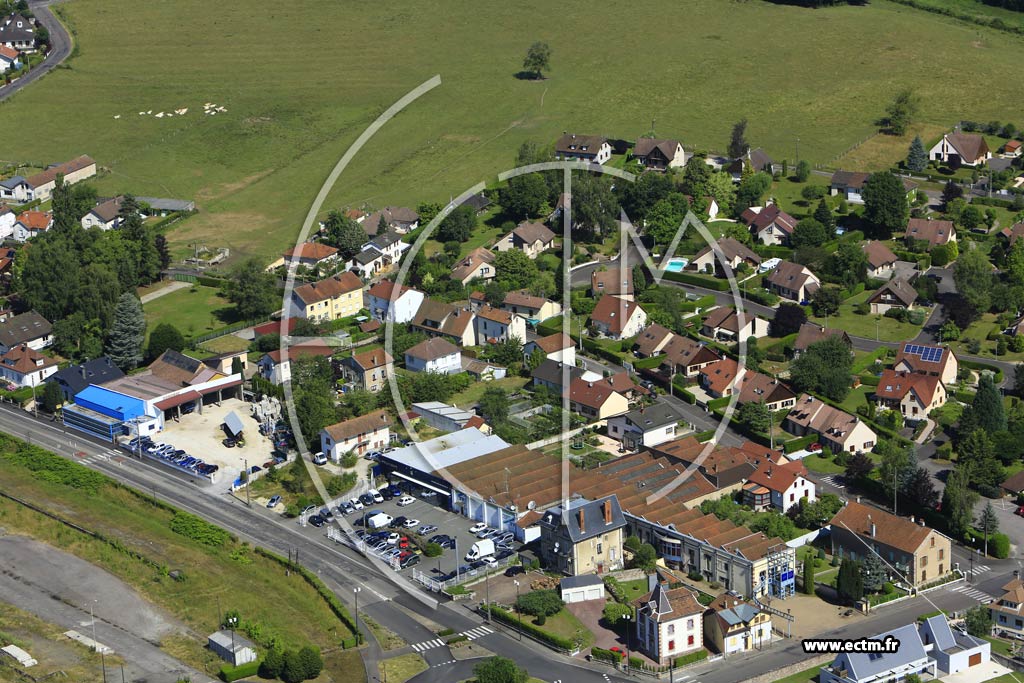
[560,574,606,603]
[0,644,37,668]
[223,411,245,437]
[207,629,257,667]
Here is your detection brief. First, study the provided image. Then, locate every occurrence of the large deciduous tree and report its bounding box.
[147,322,185,361]
[770,303,808,337]
[953,247,994,319]
[323,210,367,260]
[728,118,749,159]
[225,257,278,321]
[878,89,919,136]
[789,335,853,402]
[521,42,551,79]
[862,172,909,239]
[499,173,549,219]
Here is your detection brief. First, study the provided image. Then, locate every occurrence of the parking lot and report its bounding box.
[333,484,521,580]
[155,398,279,488]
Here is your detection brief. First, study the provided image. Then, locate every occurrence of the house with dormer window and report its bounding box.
[633,583,705,666]
[554,133,611,164]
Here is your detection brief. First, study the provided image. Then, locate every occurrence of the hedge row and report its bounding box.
[252,547,360,638]
[959,359,1004,384]
[675,649,709,667]
[706,396,731,411]
[582,338,628,365]
[971,196,1019,209]
[487,604,574,650]
[783,435,817,454]
[197,274,228,288]
[219,660,260,682]
[591,647,623,664]
[661,270,730,291]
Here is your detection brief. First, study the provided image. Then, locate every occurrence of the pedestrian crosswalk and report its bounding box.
[78,452,110,466]
[410,638,446,652]
[462,626,493,640]
[949,583,993,602]
[972,564,992,575]
[410,626,493,652]
[818,475,844,489]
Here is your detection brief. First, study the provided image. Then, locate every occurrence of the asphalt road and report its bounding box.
[0,0,72,102]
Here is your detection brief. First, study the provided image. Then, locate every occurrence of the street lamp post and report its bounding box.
[227,616,238,666]
[484,569,491,623]
[623,614,632,674]
[969,551,974,584]
[353,587,362,645]
[513,579,522,640]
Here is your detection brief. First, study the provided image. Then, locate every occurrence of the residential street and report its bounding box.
[0,0,73,103]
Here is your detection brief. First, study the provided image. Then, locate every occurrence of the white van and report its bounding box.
[366,512,393,530]
[369,488,384,503]
[465,539,495,562]
[312,451,328,465]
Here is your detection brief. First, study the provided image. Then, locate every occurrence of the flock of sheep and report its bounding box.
[112,102,227,120]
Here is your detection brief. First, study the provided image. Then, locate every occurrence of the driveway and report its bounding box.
[0,0,73,102]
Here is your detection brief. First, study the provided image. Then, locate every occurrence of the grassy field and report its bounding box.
[0,601,117,683]
[142,284,239,339]
[808,292,926,342]
[771,664,820,683]
[449,376,530,405]
[1,2,1023,267]
[379,653,428,683]
[530,608,594,649]
[0,438,362,680]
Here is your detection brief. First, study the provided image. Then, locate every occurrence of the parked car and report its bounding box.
[402,519,420,529]
[391,516,408,528]
[505,565,526,577]
[359,493,375,506]
[349,498,364,510]
[418,524,438,535]
[493,532,514,545]
[386,532,401,545]
[396,495,416,507]
[399,553,421,569]
[369,489,384,503]
[266,495,282,509]
[386,484,402,497]
[312,451,328,465]
[309,515,325,528]
[301,504,318,515]
[468,522,488,534]
[339,501,355,515]
[477,527,498,539]
[380,488,394,501]
[808,443,822,452]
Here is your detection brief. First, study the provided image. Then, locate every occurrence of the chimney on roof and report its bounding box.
[868,515,876,538]
[578,507,585,534]
[910,515,915,524]
[604,499,612,524]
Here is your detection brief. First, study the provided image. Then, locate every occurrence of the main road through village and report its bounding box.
[0,401,1017,683]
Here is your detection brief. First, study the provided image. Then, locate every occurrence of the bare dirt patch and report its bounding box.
[195,169,274,203]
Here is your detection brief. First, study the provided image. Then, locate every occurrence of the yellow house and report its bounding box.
[291,271,364,322]
[703,595,773,654]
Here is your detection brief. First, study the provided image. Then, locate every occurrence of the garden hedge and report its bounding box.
[487,604,575,650]
[219,660,261,682]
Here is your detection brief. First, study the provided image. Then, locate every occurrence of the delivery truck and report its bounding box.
[465,538,495,562]
[366,512,393,530]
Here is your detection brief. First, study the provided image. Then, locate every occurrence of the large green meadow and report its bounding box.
[0,0,1021,264]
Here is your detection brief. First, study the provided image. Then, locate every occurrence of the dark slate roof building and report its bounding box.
[48,357,125,402]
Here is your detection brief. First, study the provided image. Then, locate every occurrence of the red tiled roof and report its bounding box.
[745,460,808,494]
[829,500,933,555]
[15,210,51,230]
[590,295,641,335]
[283,242,339,261]
[293,271,363,305]
[367,280,412,300]
[26,156,94,189]
[324,409,390,442]
[875,369,942,405]
[534,332,573,353]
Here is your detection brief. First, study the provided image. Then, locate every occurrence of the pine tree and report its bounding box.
[154,233,172,271]
[106,293,146,371]
[119,195,160,284]
[802,558,815,595]
[972,374,1006,433]
[837,558,864,604]
[814,198,835,235]
[860,551,888,593]
[977,502,999,556]
[906,136,928,172]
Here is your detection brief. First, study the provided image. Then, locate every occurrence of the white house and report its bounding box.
[634,584,705,666]
[523,332,575,366]
[0,45,20,73]
[320,409,391,461]
[929,132,991,166]
[633,137,685,170]
[741,460,815,514]
[81,196,125,230]
[555,133,612,164]
[256,342,335,385]
[404,337,462,375]
[0,343,58,388]
[12,210,52,242]
[0,205,15,240]
[606,401,685,450]
[474,305,527,344]
[590,295,647,340]
[784,394,877,454]
[364,280,424,323]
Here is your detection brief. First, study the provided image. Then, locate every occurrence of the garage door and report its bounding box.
[563,589,584,603]
[585,586,604,601]
[969,653,981,667]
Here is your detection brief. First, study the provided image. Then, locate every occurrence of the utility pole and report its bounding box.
[227,615,238,666]
[893,465,898,516]
[243,459,251,507]
[485,570,491,623]
[624,614,631,673]
[513,579,522,640]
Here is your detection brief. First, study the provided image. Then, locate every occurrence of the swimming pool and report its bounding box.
[665,257,688,273]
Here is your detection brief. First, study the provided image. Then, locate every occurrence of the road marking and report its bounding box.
[950,585,993,601]
[462,626,493,639]
[410,638,446,652]
[818,475,844,488]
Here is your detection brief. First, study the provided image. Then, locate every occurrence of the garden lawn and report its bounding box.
[946,313,1024,362]
[769,174,832,220]
[449,376,529,405]
[838,384,873,415]
[809,296,925,342]
[802,454,845,475]
[4,1,1024,266]
[615,578,651,601]
[530,609,594,649]
[197,333,252,355]
[142,285,239,341]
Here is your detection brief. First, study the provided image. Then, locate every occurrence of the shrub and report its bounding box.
[424,542,443,557]
[603,602,633,625]
[687,570,703,582]
[628,656,644,670]
[592,647,624,663]
[218,660,260,682]
[515,589,564,617]
[340,452,358,468]
[534,613,546,626]
[989,533,1010,559]
[168,512,230,547]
